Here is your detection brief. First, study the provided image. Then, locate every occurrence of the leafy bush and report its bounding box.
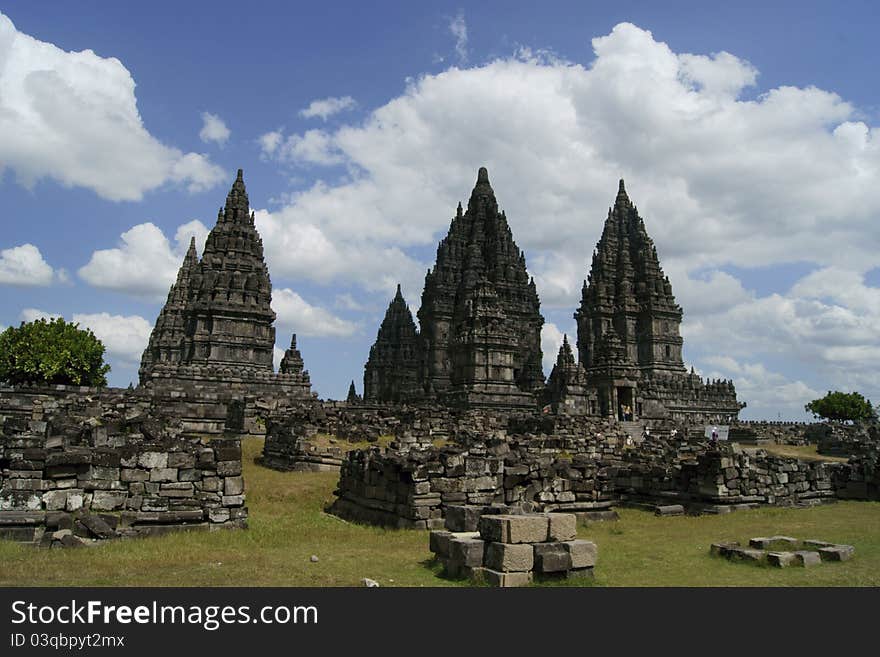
[805,390,876,423]
[0,317,110,387]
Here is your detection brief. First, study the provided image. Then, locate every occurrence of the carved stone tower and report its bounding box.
[575,180,741,423]
[364,285,420,403]
[181,169,276,373]
[139,169,312,398]
[417,167,544,405]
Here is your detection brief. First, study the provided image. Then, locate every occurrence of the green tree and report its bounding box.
[805,390,877,423]
[0,317,110,387]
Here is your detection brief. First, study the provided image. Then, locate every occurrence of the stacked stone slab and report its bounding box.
[430,512,597,586]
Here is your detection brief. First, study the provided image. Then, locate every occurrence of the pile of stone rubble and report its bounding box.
[429,507,597,587]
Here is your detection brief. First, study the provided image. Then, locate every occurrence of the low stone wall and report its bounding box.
[0,398,247,546]
[680,445,841,506]
[729,421,814,445]
[0,383,303,439]
[813,422,879,457]
[329,434,879,528]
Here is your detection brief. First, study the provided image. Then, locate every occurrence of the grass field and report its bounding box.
[0,437,877,587]
[760,443,849,463]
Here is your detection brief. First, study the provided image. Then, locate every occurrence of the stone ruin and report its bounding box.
[3,165,879,562]
[326,418,880,529]
[430,510,597,587]
[0,387,246,547]
[363,169,743,425]
[711,536,854,568]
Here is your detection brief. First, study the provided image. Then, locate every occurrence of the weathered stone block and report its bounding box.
[178,468,200,482]
[216,461,242,476]
[563,540,597,569]
[479,514,548,544]
[121,468,149,482]
[710,541,740,556]
[429,530,453,558]
[471,567,532,588]
[654,504,685,516]
[91,491,126,511]
[222,495,245,507]
[65,492,84,511]
[793,550,821,567]
[42,490,68,511]
[566,567,594,581]
[818,545,854,562]
[223,476,244,496]
[159,483,194,498]
[534,543,572,573]
[138,452,168,469]
[448,536,485,569]
[167,453,196,469]
[767,551,796,567]
[77,513,115,539]
[547,513,577,541]
[149,468,178,483]
[208,508,230,523]
[484,542,534,572]
[445,505,483,532]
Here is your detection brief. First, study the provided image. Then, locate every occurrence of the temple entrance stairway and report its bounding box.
[619,420,646,441]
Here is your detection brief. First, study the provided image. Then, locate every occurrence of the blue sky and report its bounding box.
[1,1,878,419]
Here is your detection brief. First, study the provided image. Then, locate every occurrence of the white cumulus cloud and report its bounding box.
[199,112,230,145]
[250,21,880,416]
[78,221,209,300]
[299,96,357,120]
[0,13,225,201]
[0,243,58,286]
[272,288,358,338]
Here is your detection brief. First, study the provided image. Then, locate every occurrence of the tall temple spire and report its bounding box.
[468,166,497,212]
[138,234,201,384]
[575,178,682,374]
[220,168,250,224]
[416,166,544,405]
[364,285,420,402]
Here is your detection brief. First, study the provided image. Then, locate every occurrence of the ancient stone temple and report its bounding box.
[139,170,312,397]
[574,180,741,423]
[363,285,420,403]
[416,167,544,408]
[278,334,310,385]
[543,335,596,415]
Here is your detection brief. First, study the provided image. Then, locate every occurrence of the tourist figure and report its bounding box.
[711,426,718,442]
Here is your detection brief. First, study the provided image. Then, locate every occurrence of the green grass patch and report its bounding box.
[758,443,849,463]
[0,437,877,587]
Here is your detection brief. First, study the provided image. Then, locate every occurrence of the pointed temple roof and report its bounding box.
[556,334,576,369]
[363,284,420,403]
[138,236,200,383]
[417,167,545,393]
[378,284,417,339]
[580,178,680,316]
[279,333,308,378]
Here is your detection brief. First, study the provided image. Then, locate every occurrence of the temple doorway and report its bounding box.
[617,387,634,421]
